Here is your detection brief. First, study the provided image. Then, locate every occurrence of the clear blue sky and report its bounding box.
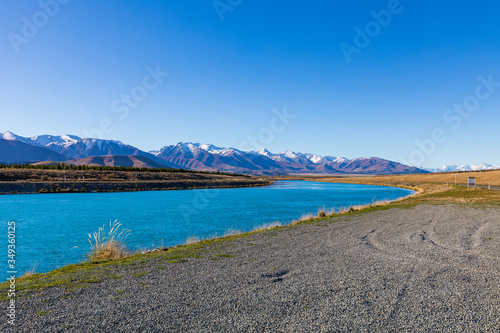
[1,1,499,168]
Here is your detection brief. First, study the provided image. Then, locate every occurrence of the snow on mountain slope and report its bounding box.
[305,154,323,164]
[425,163,500,173]
[254,148,272,157]
[1,132,81,152]
[1,131,176,168]
[1,131,22,141]
[152,142,426,174]
[324,156,349,163]
[0,138,68,163]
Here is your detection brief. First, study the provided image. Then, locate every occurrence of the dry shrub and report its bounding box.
[21,265,38,278]
[185,236,201,245]
[87,220,131,261]
[223,229,242,237]
[253,222,283,231]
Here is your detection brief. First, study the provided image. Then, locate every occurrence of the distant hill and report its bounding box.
[423,163,500,173]
[0,138,68,164]
[65,155,170,168]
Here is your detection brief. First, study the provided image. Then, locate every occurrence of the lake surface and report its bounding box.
[1,181,414,279]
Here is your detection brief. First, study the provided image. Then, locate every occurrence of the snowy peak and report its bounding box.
[305,153,323,164]
[198,143,224,154]
[164,142,246,156]
[282,150,298,159]
[1,132,81,152]
[254,148,272,157]
[424,163,500,173]
[324,156,349,163]
[1,131,21,141]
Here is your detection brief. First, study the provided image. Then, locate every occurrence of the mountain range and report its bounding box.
[3,131,493,175]
[150,142,425,175]
[423,164,500,173]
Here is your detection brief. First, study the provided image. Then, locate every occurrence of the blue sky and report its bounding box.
[1,1,499,168]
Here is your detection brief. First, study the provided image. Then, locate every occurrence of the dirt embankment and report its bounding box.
[0,169,272,194]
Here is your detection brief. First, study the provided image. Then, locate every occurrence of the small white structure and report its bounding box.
[468,177,476,189]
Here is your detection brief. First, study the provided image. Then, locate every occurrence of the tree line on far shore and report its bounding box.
[0,163,249,177]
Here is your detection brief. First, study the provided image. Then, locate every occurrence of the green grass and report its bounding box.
[36,310,52,316]
[414,185,500,204]
[168,258,188,264]
[216,254,234,258]
[0,237,242,299]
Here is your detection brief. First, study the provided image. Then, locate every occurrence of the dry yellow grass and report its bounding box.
[314,174,500,205]
[21,265,38,278]
[87,220,131,261]
[184,236,201,245]
[252,222,283,231]
[314,169,500,186]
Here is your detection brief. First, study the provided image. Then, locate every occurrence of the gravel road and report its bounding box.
[4,204,500,332]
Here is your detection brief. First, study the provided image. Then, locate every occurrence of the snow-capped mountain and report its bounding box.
[424,163,500,173]
[0,138,67,163]
[324,156,349,164]
[254,148,272,157]
[1,131,80,152]
[0,132,428,174]
[154,142,283,172]
[0,132,175,167]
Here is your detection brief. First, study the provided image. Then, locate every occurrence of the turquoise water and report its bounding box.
[0,181,414,279]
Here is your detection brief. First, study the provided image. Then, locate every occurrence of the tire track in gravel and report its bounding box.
[359,214,500,277]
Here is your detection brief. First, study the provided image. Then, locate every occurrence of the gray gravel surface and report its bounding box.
[3,204,500,332]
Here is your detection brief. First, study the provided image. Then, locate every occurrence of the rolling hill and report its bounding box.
[0,138,68,164]
[65,155,171,168]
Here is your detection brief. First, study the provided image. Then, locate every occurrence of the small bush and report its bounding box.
[185,236,201,245]
[253,222,282,231]
[317,211,326,218]
[87,220,131,261]
[22,265,38,278]
[223,229,242,237]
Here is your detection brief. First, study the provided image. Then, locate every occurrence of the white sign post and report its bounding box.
[468,177,476,190]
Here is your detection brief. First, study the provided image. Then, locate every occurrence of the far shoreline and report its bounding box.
[0,167,273,195]
[0,179,273,195]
